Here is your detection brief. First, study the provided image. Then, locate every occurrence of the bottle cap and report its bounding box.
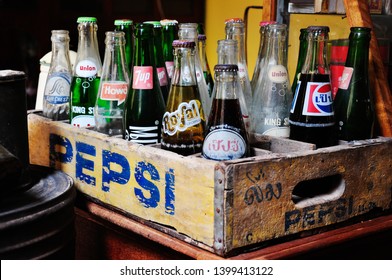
[172,40,196,48]
[214,64,238,72]
[114,19,133,26]
[160,19,178,26]
[77,17,97,23]
[225,18,243,24]
[144,21,162,28]
[198,34,206,41]
[307,26,330,33]
[259,21,276,27]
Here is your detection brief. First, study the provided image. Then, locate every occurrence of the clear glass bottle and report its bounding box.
[289,26,337,148]
[70,17,102,128]
[251,21,276,92]
[178,23,211,117]
[42,30,72,121]
[225,18,253,115]
[251,23,292,137]
[123,23,165,144]
[94,31,130,136]
[334,27,374,141]
[217,39,250,134]
[161,40,206,155]
[202,64,250,161]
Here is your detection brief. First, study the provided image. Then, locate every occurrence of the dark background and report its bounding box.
[0,0,205,109]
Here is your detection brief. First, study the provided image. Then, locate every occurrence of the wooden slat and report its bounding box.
[262,0,277,22]
[343,0,392,136]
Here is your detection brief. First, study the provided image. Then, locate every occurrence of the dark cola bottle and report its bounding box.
[202,64,250,161]
[289,26,337,148]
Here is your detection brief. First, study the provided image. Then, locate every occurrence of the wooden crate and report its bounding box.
[27,112,392,256]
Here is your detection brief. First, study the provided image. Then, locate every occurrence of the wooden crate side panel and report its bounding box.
[28,113,217,246]
[228,140,392,251]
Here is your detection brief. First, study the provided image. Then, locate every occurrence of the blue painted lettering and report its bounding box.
[102,150,130,192]
[134,161,160,208]
[76,141,96,186]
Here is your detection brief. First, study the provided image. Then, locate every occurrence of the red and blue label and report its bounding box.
[302,82,334,116]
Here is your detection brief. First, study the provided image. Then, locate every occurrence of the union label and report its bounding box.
[75,60,98,77]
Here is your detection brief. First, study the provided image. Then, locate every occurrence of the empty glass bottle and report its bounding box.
[114,19,134,72]
[178,23,211,117]
[251,23,292,137]
[291,28,308,95]
[123,23,165,144]
[70,17,102,128]
[334,27,374,141]
[161,40,206,155]
[94,31,130,136]
[160,19,179,84]
[202,64,250,161]
[42,30,72,121]
[198,34,214,98]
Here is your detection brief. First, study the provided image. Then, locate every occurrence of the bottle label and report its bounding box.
[99,81,128,105]
[165,61,174,79]
[157,67,168,86]
[338,67,354,90]
[302,82,334,116]
[162,100,201,136]
[44,73,71,104]
[125,124,159,144]
[133,66,153,89]
[238,62,246,79]
[203,128,246,160]
[75,60,98,77]
[268,65,288,83]
[71,115,95,128]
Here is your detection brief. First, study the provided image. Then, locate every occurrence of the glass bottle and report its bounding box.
[161,19,179,84]
[217,39,250,133]
[202,64,250,161]
[123,23,165,144]
[161,40,206,155]
[178,23,211,117]
[94,31,130,136]
[251,21,276,92]
[251,23,292,137]
[291,28,308,95]
[114,19,134,73]
[42,30,72,121]
[198,34,214,98]
[145,21,170,103]
[224,18,252,115]
[334,27,374,141]
[289,26,337,148]
[70,17,102,128]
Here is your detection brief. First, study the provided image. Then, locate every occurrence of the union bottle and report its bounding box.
[161,40,206,155]
[251,23,292,137]
[123,23,165,144]
[202,64,250,161]
[42,30,72,121]
[70,17,102,128]
[334,27,375,141]
[289,26,337,148]
[94,31,130,136]
[114,19,134,72]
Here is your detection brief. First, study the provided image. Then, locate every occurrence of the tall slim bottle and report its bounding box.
[202,64,250,161]
[144,21,170,103]
[291,28,308,95]
[289,26,337,148]
[123,23,165,144]
[70,17,102,128]
[225,18,252,115]
[178,23,211,117]
[251,23,292,137]
[334,27,374,141]
[114,19,134,72]
[198,34,214,98]
[95,31,130,136]
[42,30,72,121]
[160,19,179,85]
[161,40,206,155]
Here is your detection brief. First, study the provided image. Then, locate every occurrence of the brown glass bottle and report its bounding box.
[161,40,206,155]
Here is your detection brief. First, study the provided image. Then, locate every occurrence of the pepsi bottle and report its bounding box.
[289,26,337,148]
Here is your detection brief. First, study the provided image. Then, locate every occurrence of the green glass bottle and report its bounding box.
[334,27,374,141]
[123,23,165,144]
[114,19,134,73]
[160,19,179,85]
[291,28,308,95]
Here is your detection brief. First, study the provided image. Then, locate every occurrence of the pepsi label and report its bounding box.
[302,82,334,116]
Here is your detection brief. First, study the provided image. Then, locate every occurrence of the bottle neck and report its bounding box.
[214,71,239,100]
[225,26,247,64]
[171,47,197,86]
[303,30,330,75]
[133,33,156,67]
[217,40,238,65]
[264,27,288,67]
[75,23,102,74]
[101,32,129,82]
[345,32,370,73]
[50,38,71,72]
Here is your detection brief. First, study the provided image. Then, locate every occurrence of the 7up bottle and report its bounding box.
[70,17,102,128]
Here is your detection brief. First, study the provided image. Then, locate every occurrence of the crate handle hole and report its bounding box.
[292,174,345,208]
